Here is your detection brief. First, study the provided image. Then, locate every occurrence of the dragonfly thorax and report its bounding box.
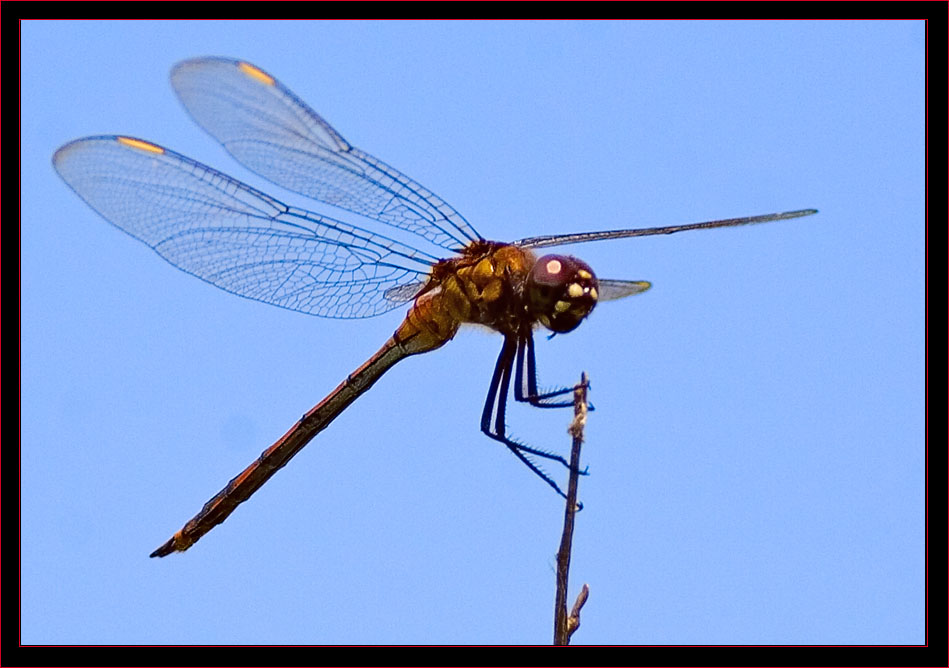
[526,255,599,333]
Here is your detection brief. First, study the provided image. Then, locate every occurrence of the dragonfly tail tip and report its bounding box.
[150,531,191,558]
[149,538,176,558]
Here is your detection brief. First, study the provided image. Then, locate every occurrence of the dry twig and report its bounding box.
[553,373,591,645]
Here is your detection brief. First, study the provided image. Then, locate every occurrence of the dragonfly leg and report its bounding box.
[514,334,594,410]
[481,336,588,501]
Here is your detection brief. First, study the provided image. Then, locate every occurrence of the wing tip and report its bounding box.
[789,208,819,218]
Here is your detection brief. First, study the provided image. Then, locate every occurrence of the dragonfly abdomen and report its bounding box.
[150,334,417,557]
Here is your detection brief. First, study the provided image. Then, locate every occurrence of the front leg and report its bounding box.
[481,335,586,501]
[514,333,591,409]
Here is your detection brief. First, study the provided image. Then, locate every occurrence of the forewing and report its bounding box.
[170,57,481,252]
[53,136,436,319]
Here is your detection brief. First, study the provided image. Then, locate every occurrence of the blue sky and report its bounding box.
[22,21,925,644]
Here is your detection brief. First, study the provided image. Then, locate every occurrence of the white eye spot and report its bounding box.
[589,287,598,301]
[577,269,592,280]
[545,259,562,275]
[567,283,584,298]
[554,300,571,312]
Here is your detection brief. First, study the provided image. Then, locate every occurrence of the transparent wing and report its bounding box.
[53,136,437,319]
[383,281,427,303]
[598,279,651,301]
[514,209,818,249]
[170,57,482,252]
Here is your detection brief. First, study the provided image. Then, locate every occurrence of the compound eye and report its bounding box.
[527,255,599,333]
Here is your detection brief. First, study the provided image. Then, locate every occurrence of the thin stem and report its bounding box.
[553,373,590,645]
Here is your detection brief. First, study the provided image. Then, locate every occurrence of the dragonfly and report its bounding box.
[53,57,817,558]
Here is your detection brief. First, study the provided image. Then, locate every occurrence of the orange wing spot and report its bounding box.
[117,136,164,154]
[238,61,275,86]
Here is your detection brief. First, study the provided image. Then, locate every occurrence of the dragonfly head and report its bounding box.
[527,255,599,333]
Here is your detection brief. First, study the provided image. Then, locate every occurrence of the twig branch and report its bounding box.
[553,372,590,645]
